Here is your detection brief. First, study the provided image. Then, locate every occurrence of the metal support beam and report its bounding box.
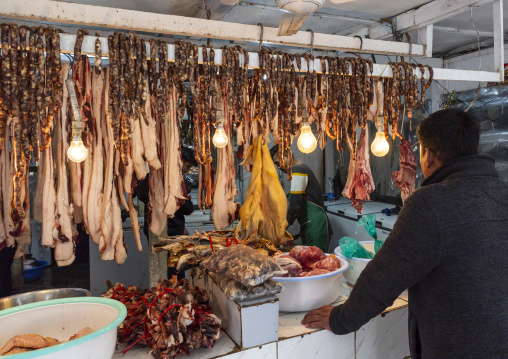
[418,25,434,58]
[0,0,425,57]
[349,0,497,40]
[433,26,494,37]
[493,0,504,80]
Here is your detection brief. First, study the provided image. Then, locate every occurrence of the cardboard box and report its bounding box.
[191,272,279,349]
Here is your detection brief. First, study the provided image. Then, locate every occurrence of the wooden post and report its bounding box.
[418,24,434,58]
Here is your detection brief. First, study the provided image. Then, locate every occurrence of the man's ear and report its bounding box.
[426,149,442,169]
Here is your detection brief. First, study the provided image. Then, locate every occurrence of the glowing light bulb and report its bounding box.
[297,122,317,154]
[261,71,269,81]
[67,140,88,163]
[371,129,390,157]
[213,123,228,148]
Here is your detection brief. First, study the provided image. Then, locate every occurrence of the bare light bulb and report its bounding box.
[261,71,269,81]
[67,139,88,163]
[371,128,389,157]
[212,123,228,148]
[297,122,317,154]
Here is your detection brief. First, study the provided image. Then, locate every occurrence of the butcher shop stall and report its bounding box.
[0,0,505,358]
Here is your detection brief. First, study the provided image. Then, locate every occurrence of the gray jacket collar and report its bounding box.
[421,155,497,187]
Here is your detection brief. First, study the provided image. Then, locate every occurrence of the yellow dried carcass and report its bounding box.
[238,136,291,245]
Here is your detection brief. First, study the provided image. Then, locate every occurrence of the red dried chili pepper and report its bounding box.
[208,236,214,252]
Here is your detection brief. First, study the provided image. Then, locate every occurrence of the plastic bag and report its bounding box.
[356,214,385,253]
[338,237,375,260]
[210,273,284,301]
[201,245,287,287]
[288,246,326,269]
[273,253,302,277]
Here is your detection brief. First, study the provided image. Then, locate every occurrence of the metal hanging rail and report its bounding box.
[58,34,500,83]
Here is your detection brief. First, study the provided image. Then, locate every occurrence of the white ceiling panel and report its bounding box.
[44,0,508,58]
[56,0,203,17]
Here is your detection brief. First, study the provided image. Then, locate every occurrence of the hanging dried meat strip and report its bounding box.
[35,26,45,155]
[119,33,129,164]
[134,36,144,125]
[109,33,121,149]
[0,24,10,150]
[148,39,157,95]
[40,27,54,150]
[0,54,4,151]
[10,23,25,219]
[53,30,63,112]
[18,25,30,161]
[139,37,148,122]
[27,27,38,160]
[421,65,433,106]
[94,33,102,75]
[73,29,88,59]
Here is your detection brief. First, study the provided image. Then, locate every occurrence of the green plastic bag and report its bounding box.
[356,214,385,253]
[338,237,375,261]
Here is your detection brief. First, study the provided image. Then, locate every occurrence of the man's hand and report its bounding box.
[301,305,334,331]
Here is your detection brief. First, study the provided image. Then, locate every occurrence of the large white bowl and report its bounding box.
[334,241,374,286]
[273,254,349,312]
[0,297,127,359]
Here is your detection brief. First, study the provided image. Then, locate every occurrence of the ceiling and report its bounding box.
[52,0,508,58]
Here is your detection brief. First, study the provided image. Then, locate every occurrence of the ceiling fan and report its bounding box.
[275,0,350,36]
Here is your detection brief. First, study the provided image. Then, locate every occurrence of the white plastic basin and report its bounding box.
[273,254,349,312]
[0,297,127,359]
[334,241,375,286]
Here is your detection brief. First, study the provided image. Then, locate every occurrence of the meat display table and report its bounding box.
[115,284,410,359]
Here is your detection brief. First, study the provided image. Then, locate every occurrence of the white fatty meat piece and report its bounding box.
[163,85,189,217]
[55,64,76,252]
[86,71,105,245]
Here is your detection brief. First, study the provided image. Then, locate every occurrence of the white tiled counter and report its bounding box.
[113,285,409,359]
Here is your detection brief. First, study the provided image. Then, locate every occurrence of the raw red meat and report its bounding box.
[342,129,375,213]
[273,253,302,277]
[392,139,417,202]
[299,269,331,277]
[289,246,326,269]
[310,254,341,271]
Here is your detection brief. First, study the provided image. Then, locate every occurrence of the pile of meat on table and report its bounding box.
[273,246,342,277]
[102,277,221,359]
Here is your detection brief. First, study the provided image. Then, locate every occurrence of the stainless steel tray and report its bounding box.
[0,288,91,310]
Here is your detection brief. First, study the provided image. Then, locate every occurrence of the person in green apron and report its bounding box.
[270,145,331,252]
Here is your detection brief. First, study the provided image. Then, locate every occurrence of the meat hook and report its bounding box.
[257,23,264,52]
[307,28,314,56]
[353,35,363,58]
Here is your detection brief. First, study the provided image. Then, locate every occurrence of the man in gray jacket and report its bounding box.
[302,109,508,358]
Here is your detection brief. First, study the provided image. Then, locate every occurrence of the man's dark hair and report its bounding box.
[181,146,198,166]
[417,109,480,164]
